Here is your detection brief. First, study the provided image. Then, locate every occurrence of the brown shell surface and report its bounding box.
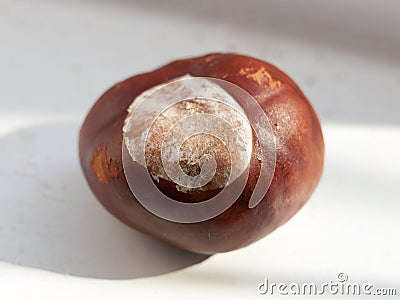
[79,53,324,254]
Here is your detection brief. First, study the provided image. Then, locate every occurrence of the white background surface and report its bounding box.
[1,0,399,299]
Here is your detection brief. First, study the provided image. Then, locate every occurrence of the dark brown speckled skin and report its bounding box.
[79,53,324,254]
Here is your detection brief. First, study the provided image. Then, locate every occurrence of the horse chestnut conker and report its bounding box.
[79,53,324,254]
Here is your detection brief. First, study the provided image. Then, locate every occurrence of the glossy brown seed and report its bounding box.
[79,53,324,254]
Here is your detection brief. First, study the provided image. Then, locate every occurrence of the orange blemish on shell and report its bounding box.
[90,144,120,184]
[239,67,282,90]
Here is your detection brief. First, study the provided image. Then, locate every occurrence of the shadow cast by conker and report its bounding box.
[0,122,209,279]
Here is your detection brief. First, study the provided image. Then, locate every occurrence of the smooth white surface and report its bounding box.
[1,0,400,299]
